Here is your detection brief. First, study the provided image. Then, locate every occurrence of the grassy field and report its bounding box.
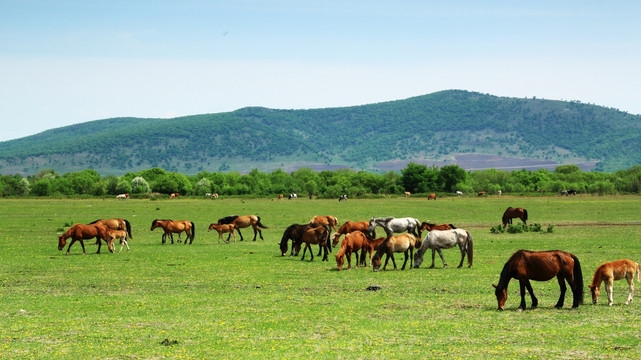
[1,195,641,359]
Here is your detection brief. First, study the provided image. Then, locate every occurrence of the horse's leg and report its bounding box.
[95,238,101,254]
[605,277,614,306]
[390,253,398,270]
[429,249,436,268]
[252,225,258,241]
[626,274,635,305]
[401,250,409,270]
[524,280,537,308]
[236,227,244,241]
[436,248,447,268]
[457,244,466,268]
[518,280,528,310]
[555,275,568,308]
[300,244,307,261]
[346,249,352,269]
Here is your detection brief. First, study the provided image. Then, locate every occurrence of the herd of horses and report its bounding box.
[56,200,639,312]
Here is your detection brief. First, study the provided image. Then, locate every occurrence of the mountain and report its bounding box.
[1,90,640,175]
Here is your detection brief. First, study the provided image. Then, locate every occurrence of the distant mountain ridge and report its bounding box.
[1,90,640,175]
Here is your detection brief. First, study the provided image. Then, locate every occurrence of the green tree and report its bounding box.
[438,165,467,192]
[131,176,150,194]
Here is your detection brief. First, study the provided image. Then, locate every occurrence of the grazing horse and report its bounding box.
[208,223,236,243]
[456,191,463,196]
[294,227,330,261]
[58,223,112,255]
[427,193,437,200]
[335,231,368,270]
[368,216,420,240]
[404,191,411,197]
[170,193,180,199]
[493,250,584,311]
[413,229,473,269]
[372,234,420,271]
[502,207,528,227]
[278,194,284,200]
[359,236,386,268]
[280,223,326,256]
[218,215,267,241]
[288,193,298,199]
[108,229,130,252]
[332,220,372,247]
[338,194,348,201]
[90,218,134,240]
[419,222,456,233]
[588,259,640,306]
[477,191,486,197]
[150,219,195,244]
[116,193,129,199]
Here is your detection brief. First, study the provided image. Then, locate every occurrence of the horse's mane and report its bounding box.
[495,257,514,295]
[89,219,101,225]
[218,215,239,224]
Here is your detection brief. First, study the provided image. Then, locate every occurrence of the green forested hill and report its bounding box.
[1,90,640,175]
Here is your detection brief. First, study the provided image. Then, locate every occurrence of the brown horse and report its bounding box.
[372,234,420,271]
[332,220,372,247]
[493,250,584,311]
[208,223,236,243]
[359,236,386,267]
[502,207,528,227]
[218,215,267,241]
[294,227,330,261]
[419,222,456,233]
[150,219,195,244]
[90,218,134,241]
[108,229,130,252]
[588,259,640,306]
[310,215,338,232]
[335,231,368,270]
[58,223,113,255]
[280,223,327,256]
[427,193,437,200]
[478,191,486,197]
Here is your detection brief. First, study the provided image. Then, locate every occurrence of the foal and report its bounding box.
[588,259,640,306]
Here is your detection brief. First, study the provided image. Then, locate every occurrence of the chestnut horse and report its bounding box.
[335,231,368,270]
[108,229,130,252]
[419,222,456,233]
[208,223,236,243]
[427,193,436,200]
[294,227,330,261]
[502,207,528,227]
[493,250,584,311]
[359,236,386,268]
[332,220,372,247]
[90,218,134,241]
[588,259,640,306]
[150,219,195,244]
[58,223,113,255]
[372,234,420,271]
[218,215,267,241]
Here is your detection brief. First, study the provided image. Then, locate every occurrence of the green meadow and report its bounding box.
[1,195,641,359]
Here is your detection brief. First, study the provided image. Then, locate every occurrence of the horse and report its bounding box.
[427,193,437,200]
[58,223,113,255]
[150,219,195,244]
[456,191,463,196]
[338,195,348,201]
[90,218,134,240]
[278,194,284,200]
[502,207,528,227]
[335,231,368,270]
[116,193,129,199]
[280,223,325,256]
[588,259,640,306]
[170,193,180,199]
[309,216,338,232]
[294,227,330,261]
[368,216,420,240]
[107,229,130,252]
[413,229,473,269]
[404,191,411,197]
[332,220,372,247]
[371,233,420,271]
[288,193,298,199]
[419,222,456,233]
[359,236,386,268]
[493,250,584,311]
[208,223,236,243]
[218,215,267,241]
[477,191,486,197]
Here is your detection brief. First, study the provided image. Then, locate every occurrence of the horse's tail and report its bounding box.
[571,254,584,306]
[124,219,133,240]
[523,209,528,222]
[636,262,641,282]
[255,216,268,229]
[190,222,196,242]
[466,231,473,267]
[449,224,457,229]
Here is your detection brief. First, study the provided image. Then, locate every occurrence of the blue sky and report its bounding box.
[1,1,640,141]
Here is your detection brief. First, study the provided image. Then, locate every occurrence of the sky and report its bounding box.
[1,0,640,142]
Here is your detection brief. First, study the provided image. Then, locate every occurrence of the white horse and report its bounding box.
[456,191,463,196]
[413,229,473,269]
[368,217,420,239]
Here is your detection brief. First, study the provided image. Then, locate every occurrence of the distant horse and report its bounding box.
[116,193,129,199]
[404,191,411,197]
[208,223,236,243]
[278,194,284,200]
[170,193,180,199]
[359,236,386,267]
[493,250,584,311]
[280,223,324,256]
[368,216,420,239]
[58,223,112,255]
[339,195,348,201]
[288,193,298,199]
[332,220,372,247]
[427,193,437,200]
[218,215,267,241]
[150,219,195,244]
[419,222,456,233]
[477,191,486,197]
[588,259,640,306]
[413,229,473,269]
[502,207,528,227]
[372,234,420,271]
[335,231,368,270]
[456,191,463,196]
[294,227,330,261]
[108,229,130,252]
[90,218,134,241]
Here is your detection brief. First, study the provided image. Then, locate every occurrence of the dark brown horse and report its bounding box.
[218,215,267,241]
[502,207,528,227]
[294,227,330,261]
[419,222,456,233]
[332,220,372,247]
[493,250,584,311]
[58,223,113,255]
[150,219,195,244]
[280,223,327,256]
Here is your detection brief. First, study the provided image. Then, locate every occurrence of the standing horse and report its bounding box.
[280,223,320,256]
[108,229,130,252]
[218,215,267,241]
[294,227,330,261]
[332,220,372,247]
[502,207,528,227]
[419,222,456,233]
[493,250,584,311]
[335,231,368,270]
[90,218,134,241]
[368,217,420,240]
[208,223,236,243]
[427,193,437,200]
[371,234,420,271]
[58,223,113,255]
[359,236,386,268]
[150,219,195,244]
[413,229,473,269]
[338,195,348,201]
[588,259,640,306]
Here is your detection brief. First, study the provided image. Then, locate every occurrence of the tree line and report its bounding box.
[1,163,640,198]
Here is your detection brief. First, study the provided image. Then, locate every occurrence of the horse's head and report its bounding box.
[58,235,66,250]
[368,219,377,237]
[372,254,382,272]
[207,223,216,232]
[332,233,341,247]
[150,220,159,231]
[493,284,507,311]
[335,253,345,270]
[588,284,600,304]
